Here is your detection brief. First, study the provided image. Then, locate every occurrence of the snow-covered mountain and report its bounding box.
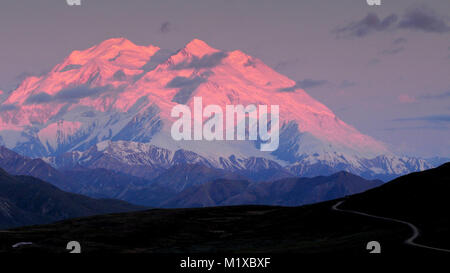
[0,38,432,180]
[43,140,292,181]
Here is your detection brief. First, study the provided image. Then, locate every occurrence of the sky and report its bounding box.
[0,0,449,157]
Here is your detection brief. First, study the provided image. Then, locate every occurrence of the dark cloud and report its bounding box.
[393,115,450,123]
[274,58,300,71]
[14,70,49,88]
[334,13,398,38]
[0,104,18,112]
[24,85,110,105]
[167,75,209,104]
[334,7,450,38]
[297,79,328,89]
[381,46,405,55]
[419,91,450,100]
[393,38,407,45]
[172,52,228,70]
[338,80,356,88]
[383,125,449,131]
[15,72,33,82]
[160,21,171,34]
[278,79,328,92]
[368,58,381,66]
[278,85,297,92]
[399,7,450,33]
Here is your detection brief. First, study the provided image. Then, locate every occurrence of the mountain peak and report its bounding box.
[183,39,219,56]
[65,37,159,66]
[96,37,135,48]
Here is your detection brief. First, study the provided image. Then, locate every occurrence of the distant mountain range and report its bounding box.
[0,38,436,180]
[161,172,382,208]
[43,140,433,183]
[0,145,383,210]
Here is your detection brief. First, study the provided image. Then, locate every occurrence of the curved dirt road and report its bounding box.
[332,200,450,253]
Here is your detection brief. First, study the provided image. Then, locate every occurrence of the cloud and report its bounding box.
[419,91,450,100]
[15,70,49,81]
[334,6,450,38]
[398,6,450,33]
[380,38,407,55]
[278,79,328,92]
[368,58,380,66]
[0,104,18,112]
[167,75,209,104]
[160,21,171,34]
[338,80,356,88]
[393,115,450,123]
[393,38,407,44]
[24,85,110,105]
[381,46,405,55]
[297,79,328,89]
[172,52,228,70]
[334,13,398,38]
[383,125,449,131]
[274,58,300,71]
[277,85,297,92]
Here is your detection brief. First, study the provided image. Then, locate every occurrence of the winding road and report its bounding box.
[332,200,450,253]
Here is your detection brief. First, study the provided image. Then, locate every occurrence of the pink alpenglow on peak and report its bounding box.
[0,37,396,176]
[182,39,220,57]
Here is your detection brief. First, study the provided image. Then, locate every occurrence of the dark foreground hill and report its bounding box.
[0,163,448,254]
[341,162,450,249]
[0,168,143,229]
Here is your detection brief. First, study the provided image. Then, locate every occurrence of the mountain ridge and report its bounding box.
[0,145,384,209]
[0,38,433,179]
